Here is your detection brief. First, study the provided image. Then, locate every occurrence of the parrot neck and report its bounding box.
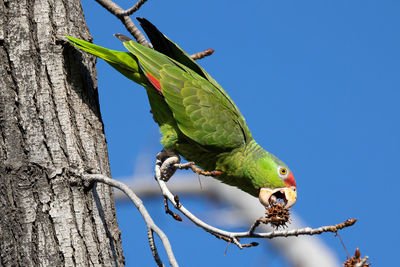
[215,140,267,196]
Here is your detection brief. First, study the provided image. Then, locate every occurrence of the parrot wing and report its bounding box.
[121,38,253,150]
[137,18,241,117]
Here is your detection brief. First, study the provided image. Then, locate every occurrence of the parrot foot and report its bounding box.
[157,150,223,181]
[173,162,223,189]
[174,162,223,177]
[157,149,181,181]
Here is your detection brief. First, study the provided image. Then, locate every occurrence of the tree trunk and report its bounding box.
[0,0,124,265]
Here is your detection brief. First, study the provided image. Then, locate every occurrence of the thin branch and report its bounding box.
[94,0,151,47]
[118,0,148,16]
[113,175,342,266]
[154,152,357,249]
[164,197,182,221]
[232,237,243,249]
[94,0,214,60]
[147,228,163,267]
[190,49,215,60]
[249,217,272,235]
[82,174,177,267]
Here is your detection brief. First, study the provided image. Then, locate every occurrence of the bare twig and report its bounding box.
[82,174,177,267]
[191,48,215,60]
[147,228,163,267]
[118,0,148,16]
[336,233,350,258]
[94,0,214,60]
[113,175,342,266]
[164,197,182,221]
[94,0,151,47]
[232,237,243,249]
[249,217,271,234]
[242,242,259,248]
[154,153,357,249]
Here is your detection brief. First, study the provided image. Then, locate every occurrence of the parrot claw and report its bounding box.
[174,162,223,177]
[158,150,181,181]
[158,149,224,184]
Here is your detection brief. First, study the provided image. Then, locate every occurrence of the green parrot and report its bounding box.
[66,18,297,208]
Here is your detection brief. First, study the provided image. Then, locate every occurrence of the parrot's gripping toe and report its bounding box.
[258,186,297,209]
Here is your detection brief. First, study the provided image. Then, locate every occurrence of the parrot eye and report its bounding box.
[277,166,289,179]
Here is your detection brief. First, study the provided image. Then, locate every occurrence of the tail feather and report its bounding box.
[65,36,146,85]
[137,18,209,80]
[136,18,222,90]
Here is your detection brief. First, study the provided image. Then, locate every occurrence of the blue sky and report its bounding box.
[82,1,399,266]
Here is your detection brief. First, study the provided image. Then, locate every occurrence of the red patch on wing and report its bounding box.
[284,171,296,187]
[146,72,162,93]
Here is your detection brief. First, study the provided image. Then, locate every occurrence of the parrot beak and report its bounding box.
[259,186,297,208]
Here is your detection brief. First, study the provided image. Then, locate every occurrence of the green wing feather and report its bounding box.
[137,18,244,122]
[161,66,250,149]
[121,40,253,149]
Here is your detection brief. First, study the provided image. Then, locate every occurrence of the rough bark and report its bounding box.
[0,0,124,266]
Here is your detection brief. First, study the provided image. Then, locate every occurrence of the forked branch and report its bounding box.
[155,151,357,249]
[94,0,214,60]
[94,0,151,47]
[82,173,177,267]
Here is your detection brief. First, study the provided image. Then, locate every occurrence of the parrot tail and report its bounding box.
[65,35,147,85]
[137,17,210,81]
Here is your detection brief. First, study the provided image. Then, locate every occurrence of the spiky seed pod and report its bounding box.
[343,248,371,267]
[265,203,291,229]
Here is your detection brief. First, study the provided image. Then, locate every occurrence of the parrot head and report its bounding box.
[248,152,297,209]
